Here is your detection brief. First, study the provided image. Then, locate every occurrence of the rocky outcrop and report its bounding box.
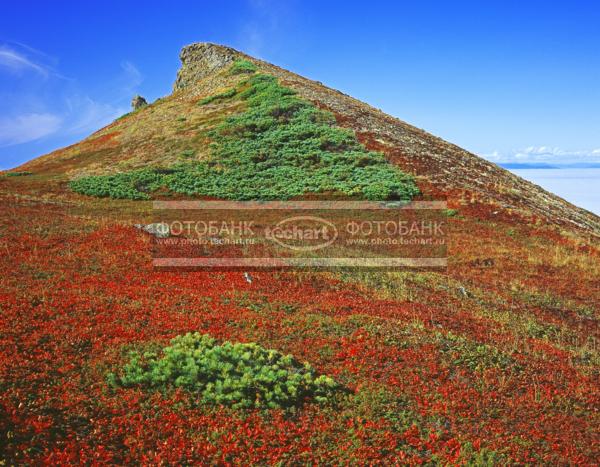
[131,95,148,111]
[173,43,240,91]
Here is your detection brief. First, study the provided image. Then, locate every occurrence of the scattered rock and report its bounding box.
[134,223,170,238]
[131,95,148,111]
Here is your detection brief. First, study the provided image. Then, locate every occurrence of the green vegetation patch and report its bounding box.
[5,171,32,177]
[71,68,419,201]
[109,332,340,409]
[70,169,165,200]
[198,87,237,105]
[229,58,258,75]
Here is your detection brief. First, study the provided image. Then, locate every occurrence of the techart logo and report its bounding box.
[265,216,338,251]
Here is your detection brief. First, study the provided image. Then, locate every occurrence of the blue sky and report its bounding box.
[1,0,599,170]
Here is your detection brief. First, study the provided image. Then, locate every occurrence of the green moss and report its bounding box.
[72,72,419,201]
[109,332,340,410]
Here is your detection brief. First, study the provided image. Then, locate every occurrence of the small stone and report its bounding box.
[134,223,170,238]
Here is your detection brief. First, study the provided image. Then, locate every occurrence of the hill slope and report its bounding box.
[16,42,600,233]
[1,43,599,464]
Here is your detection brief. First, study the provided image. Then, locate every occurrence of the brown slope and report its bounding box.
[15,42,600,235]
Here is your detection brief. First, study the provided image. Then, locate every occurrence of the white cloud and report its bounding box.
[0,45,50,77]
[482,146,600,164]
[58,60,142,135]
[120,61,143,89]
[241,23,265,57]
[0,113,63,146]
[0,41,144,153]
[236,0,287,57]
[64,95,126,135]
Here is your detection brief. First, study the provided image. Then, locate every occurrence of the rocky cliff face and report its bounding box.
[173,43,239,91]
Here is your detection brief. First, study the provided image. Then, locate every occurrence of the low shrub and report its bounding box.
[70,169,166,200]
[109,332,340,409]
[180,149,196,159]
[72,71,419,201]
[5,171,32,177]
[229,59,258,75]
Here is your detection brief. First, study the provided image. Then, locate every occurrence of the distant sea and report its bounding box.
[508,168,600,216]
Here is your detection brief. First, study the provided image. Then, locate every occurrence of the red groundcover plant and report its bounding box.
[0,199,598,464]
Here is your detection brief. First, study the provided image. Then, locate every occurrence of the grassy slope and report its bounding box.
[1,47,599,463]
[68,69,419,201]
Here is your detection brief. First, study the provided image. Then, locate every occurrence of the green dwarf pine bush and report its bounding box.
[72,66,419,201]
[110,332,340,410]
[229,59,258,75]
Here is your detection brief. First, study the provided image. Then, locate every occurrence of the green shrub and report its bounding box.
[5,171,32,177]
[70,169,166,200]
[72,73,419,201]
[197,73,418,200]
[229,59,258,75]
[109,333,340,409]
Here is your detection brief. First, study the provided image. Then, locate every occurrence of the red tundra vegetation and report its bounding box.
[0,188,598,464]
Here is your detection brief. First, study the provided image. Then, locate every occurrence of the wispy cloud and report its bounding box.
[0,113,63,146]
[236,0,289,57]
[0,42,143,151]
[482,146,600,164]
[120,61,143,91]
[0,45,49,77]
[64,95,126,135]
